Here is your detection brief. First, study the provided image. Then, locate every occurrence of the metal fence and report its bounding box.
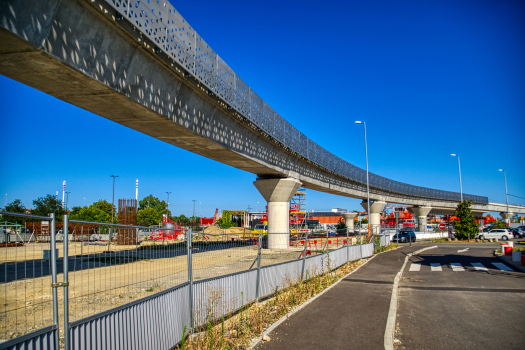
[102,0,487,204]
[0,211,59,350]
[1,211,383,350]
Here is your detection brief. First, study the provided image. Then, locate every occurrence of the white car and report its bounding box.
[478,228,513,241]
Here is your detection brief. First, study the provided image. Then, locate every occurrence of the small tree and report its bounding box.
[452,200,479,241]
[3,199,26,224]
[335,218,347,234]
[32,195,65,219]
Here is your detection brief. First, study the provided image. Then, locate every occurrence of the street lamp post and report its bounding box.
[166,192,171,217]
[355,121,370,235]
[450,154,463,202]
[498,169,510,226]
[192,200,197,227]
[110,175,119,223]
[65,192,71,212]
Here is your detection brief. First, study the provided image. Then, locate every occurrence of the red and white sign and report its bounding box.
[439,223,446,230]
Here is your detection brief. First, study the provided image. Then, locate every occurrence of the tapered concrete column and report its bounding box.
[500,212,513,225]
[253,177,302,249]
[411,206,432,232]
[361,201,386,234]
[342,213,358,231]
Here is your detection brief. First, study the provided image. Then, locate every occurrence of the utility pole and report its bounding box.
[110,175,119,223]
[355,121,370,235]
[166,192,171,216]
[451,154,463,202]
[192,200,197,227]
[65,192,71,212]
[499,169,510,226]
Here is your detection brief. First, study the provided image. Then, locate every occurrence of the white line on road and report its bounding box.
[409,263,421,271]
[492,262,513,271]
[471,263,488,271]
[457,248,469,253]
[430,263,442,271]
[450,263,465,271]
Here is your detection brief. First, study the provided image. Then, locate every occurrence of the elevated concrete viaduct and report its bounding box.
[1,0,524,247]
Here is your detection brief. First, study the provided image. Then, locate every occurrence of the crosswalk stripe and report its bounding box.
[430,263,442,271]
[450,263,465,271]
[492,262,513,271]
[471,263,488,271]
[409,263,421,271]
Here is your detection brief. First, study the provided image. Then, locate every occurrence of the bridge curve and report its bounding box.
[2,0,523,221]
[99,0,486,205]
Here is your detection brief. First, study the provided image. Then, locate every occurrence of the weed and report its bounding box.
[174,257,368,350]
[145,288,154,292]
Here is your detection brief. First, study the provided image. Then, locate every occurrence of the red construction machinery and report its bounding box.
[149,214,184,240]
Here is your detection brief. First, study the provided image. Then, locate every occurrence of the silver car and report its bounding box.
[478,228,513,241]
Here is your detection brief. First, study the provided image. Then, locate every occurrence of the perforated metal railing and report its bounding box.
[105,0,487,205]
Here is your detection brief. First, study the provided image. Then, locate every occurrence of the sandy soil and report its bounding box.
[0,237,360,341]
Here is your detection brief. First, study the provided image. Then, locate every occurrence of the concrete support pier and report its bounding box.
[500,212,513,225]
[253,177,302,249]
[361,201,386,235]
[342,212,358,232]
[411,206,432,231]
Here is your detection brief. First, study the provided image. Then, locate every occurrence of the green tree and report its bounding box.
[492,220,506,229]
[70,200,113,223]
[32,195,65,219]
[452,200,479,241]
[3,199,26,224]
[137,207,161,226]
[139,195,167,213]
[335,217,347,233]
[70,206,83,216]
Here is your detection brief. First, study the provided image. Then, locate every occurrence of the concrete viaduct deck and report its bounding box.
[1,0,524,243]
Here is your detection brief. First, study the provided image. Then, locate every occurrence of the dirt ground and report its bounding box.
[0,236,361,341]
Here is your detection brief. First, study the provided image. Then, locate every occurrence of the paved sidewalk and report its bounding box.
[255,246,421,350]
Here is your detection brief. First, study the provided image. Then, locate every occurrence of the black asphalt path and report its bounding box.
[397,245,525,349]
[255,246,421,350]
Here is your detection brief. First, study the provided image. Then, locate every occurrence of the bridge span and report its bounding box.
[1,0,524,247]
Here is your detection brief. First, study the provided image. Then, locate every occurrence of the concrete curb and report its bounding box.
[494,253,525,273]
[248,248,400,349]
[384,246,437,350]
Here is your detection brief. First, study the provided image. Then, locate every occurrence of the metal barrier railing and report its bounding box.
[1,210,390,349]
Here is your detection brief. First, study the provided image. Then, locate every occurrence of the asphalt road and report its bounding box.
[397,244,525,349]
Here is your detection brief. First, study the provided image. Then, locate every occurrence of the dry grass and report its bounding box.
[176,257,368,350]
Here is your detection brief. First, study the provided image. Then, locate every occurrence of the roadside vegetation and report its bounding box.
[451,200,479,241]
[176,243,398,349]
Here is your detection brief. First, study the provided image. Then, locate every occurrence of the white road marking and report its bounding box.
[450,263,465,271]
[492,262,513,271]
[457,248,469,253]
[430,263,442,271]
[409,263,421,271]
[471,263,488,271]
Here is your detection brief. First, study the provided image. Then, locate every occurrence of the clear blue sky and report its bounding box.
[1,0,524,217]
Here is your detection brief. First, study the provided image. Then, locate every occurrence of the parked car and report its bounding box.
[478,228,513,241]
[509,227,524,238]
[392,231,416,243]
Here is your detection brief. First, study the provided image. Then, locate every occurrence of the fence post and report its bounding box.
[359,224,363,259]
[255,233,262,302]
[49,213,59,347]
[300,231,309,280]
[187,228,194,332]
[346,227,349,262]
[63,214,70,350]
